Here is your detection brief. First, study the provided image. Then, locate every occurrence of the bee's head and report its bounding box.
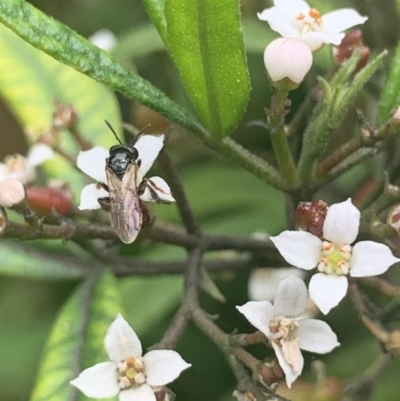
[108,145,139,177]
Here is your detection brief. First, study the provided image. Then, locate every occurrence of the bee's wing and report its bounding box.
[106,164,143,244]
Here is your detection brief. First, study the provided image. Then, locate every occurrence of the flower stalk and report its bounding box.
[267,87,299,186]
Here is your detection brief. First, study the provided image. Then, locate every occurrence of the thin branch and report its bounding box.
[157,149,201,236]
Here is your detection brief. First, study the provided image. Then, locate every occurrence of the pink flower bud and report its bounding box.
[264,38,313,86]
[0,178,26,208]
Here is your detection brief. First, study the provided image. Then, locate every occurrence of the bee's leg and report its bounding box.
[97,182,109,192]
[139,200,152,227]
[138,179,171,204]
[98,197,111,212]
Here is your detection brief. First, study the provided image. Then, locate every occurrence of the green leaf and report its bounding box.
[377,40,400,126]
[164,0,250,137]
[0,0,205,137]
[141,0,168,44]
[30,272,124,401]
[0,242,84,280]
[0,24,121,195]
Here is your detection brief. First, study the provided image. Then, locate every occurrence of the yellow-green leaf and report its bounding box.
[30,272,124,401]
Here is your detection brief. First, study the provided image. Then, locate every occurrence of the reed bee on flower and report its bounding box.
[77,121,175,243]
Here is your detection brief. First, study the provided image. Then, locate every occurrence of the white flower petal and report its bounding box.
[134,135,165,182]
[270,231,322,270]
[105,314,142,362]
[70,361,119,398]
[119,384,156,401]
[236,301,274,337]
[248,268,305,302]
[271,342,303,388]
[350,241,400,277]
[274,0,309,17]
[26,144,55,167]
[78,183,108,210]
[298,319,340,353]
[140,176,175,203]
[77,146,109,182]
[89,28,117,51]
[143,350,191,386]
[309,273,348,315]
[257,7,299,37]
[323,199,360,244]
[322,9,368,33]
[273,274,308,318]
[302,31,345,51]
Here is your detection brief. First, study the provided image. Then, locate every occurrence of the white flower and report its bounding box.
[0,178,26,208]
[237,275,339,388]
[89,29,117,52]
[258,0,368,51]
[264,38,312,85]
[77,134,175,210]
[270,199,400,314]
[0,144,54,185]
[70,314,191,401]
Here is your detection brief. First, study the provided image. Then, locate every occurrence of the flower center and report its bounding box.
[295,8,323,35]
[117,356,145,389]
[4,154,26,173]
[269,318,302,372]
[318,241,352,275]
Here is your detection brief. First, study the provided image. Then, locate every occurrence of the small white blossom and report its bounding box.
[77,134,175,210]
[0,144,54,185]
[270,199,400,314]
[258,0,368,51]
[237,275,339,387]
[70,314,191,401]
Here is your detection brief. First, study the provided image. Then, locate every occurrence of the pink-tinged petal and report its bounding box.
[27,144,55,166]
[70,361,119,398]
[105,314,142,362]
[77,147,108,182]
[257,8,299,37]
[140,176,175,203]
[275,0,310,18]
[264,38,313,84]
[119,384,156,401]
[143,350,191,386]
[270,231,322,270]
[78,184,108,210]
[298,319,340,353]
[323,199,360,244]
[135,135,165,182]
[350,241,400,277]
[274,275,308,318]
[236,301,274,337]
[248,268,305,302]
[271,342,303,388]
[309,274,348,315]
[302,31,344,51]
[322,9,368,33]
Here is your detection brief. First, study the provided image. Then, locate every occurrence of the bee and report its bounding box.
[97,121,151,244]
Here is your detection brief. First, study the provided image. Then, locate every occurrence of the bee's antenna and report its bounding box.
[105,120,122,144]
[137,124,151,136]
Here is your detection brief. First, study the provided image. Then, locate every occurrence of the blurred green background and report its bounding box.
[1,0,400,400]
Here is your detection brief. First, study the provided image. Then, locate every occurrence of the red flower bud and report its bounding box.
[295,199,328,238]
[332,29,370,73]
[26,187,72,216]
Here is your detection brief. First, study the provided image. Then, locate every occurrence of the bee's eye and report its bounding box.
[131,147,139,160]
